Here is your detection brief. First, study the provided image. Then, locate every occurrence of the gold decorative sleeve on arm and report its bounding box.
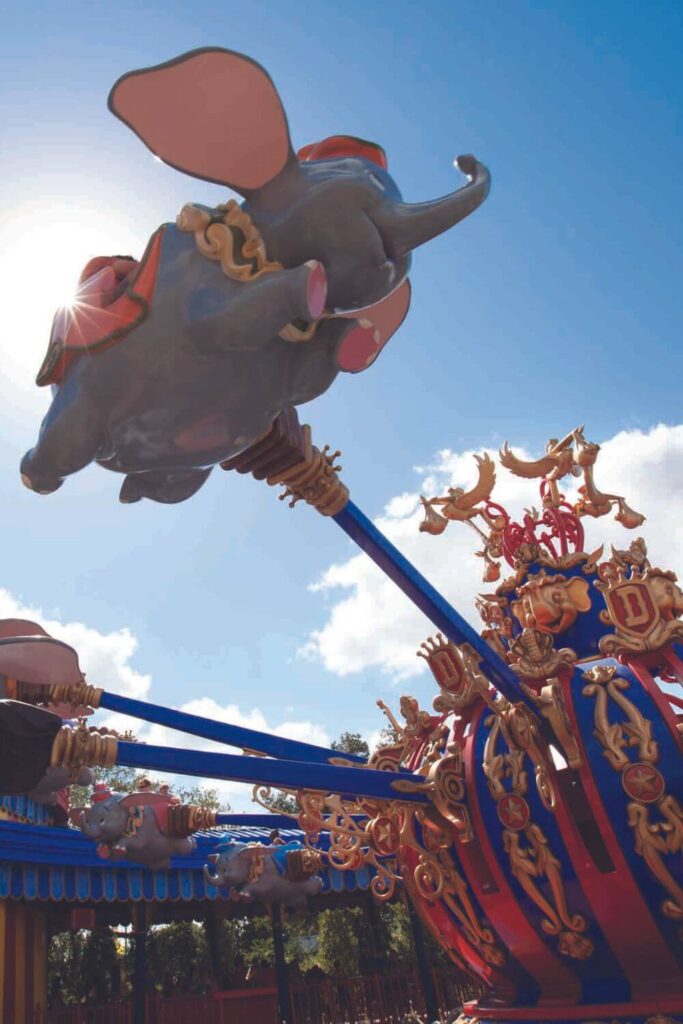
[50,721,117,772]
[166,804,218,836]
[221,408,350,517]
[48,682,104,709]
[273,433,349,516]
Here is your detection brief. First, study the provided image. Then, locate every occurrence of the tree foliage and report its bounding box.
[146,922,212,994]
[48,895,449,1005]
[261,789,298,815]
[70,764,228,811]
[48,929,121,1005]
[331,732,370,759]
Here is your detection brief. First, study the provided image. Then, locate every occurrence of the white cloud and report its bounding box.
[301,423,683,681]
[0,588,151,699]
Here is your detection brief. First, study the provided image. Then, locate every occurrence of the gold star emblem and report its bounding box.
[371,816,400,854]
[622,762,665,804]
[497,794,530,831]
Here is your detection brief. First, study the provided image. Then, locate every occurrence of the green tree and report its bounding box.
[48,927,123,1005]
[382,902,415,964]
[261,789,298,815]
[80,928,120,1002]
[314,909,360,976]
[331,732,370,759]
[71,764,228,811]
[146,921,212,995]
[48,931,86,1005]
[238,915,275,968]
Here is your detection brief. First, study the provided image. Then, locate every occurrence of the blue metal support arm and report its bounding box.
[333,500,534,710]
[100,691,366,766]
[116,741,427,805]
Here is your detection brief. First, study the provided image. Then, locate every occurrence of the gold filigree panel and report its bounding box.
[582,666,683,920]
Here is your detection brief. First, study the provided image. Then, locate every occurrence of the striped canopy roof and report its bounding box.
[0,819,373,903]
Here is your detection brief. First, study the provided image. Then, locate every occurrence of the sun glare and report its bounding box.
[0,202,146,395]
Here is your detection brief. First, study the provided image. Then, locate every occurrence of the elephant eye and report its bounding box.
[369,172,386,191]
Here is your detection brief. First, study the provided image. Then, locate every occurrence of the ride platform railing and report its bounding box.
[33,967,483,1023]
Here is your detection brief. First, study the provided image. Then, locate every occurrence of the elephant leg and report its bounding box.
[20,377,106,494]
[187,260,327,354]
[175,837,196,856]
[119,467,213,504]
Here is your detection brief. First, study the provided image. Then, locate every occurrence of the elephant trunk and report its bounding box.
[203,864,221,887]
[376,156,490,259]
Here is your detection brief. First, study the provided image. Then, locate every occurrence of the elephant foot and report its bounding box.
[119,467,213,505]
[20,454,64,495]
[119,476,143,504]
[334,319,381,373]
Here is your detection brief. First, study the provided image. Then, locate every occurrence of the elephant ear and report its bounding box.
[0,635,84,687]
[334,279,411,374]
[0,619,48,640]
[108,48,295,193]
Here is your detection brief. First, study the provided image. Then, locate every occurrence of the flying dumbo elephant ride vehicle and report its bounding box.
[21,46,490,506]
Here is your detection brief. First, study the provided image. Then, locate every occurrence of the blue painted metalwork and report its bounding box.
[116,741,428,803]
[473,702,631,1005]
[101,691,366,765]
[333,500,536,710]
[571,658,683,964]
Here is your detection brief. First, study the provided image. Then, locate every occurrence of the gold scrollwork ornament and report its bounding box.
[582,667,683,920]
[482,706,593,960]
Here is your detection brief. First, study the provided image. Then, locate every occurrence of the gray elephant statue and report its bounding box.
[21,46,490,504]
[28,765,95,807]
[71,782,197,870]
[204,839,323,909]
[27,765,95,826]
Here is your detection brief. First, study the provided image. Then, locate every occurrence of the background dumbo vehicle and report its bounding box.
[0,618,85,695]
[28,765,95,807]
[72,785,196,870]
[204,839,323,909]
[21,47,490,504]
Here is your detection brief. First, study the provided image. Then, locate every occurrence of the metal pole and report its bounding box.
[405,896,440,1024]
[132,904,147,1024]
[101,690,366,765]
[116,741,428,805]
[271,903,292,1024]
[333,500,537,712]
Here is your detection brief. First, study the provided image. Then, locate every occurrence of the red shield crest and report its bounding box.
[603,580,659,638]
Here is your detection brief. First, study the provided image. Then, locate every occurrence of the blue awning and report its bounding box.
[0,820,372,902]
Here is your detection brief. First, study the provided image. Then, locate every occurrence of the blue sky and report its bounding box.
[0,1,682,797]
